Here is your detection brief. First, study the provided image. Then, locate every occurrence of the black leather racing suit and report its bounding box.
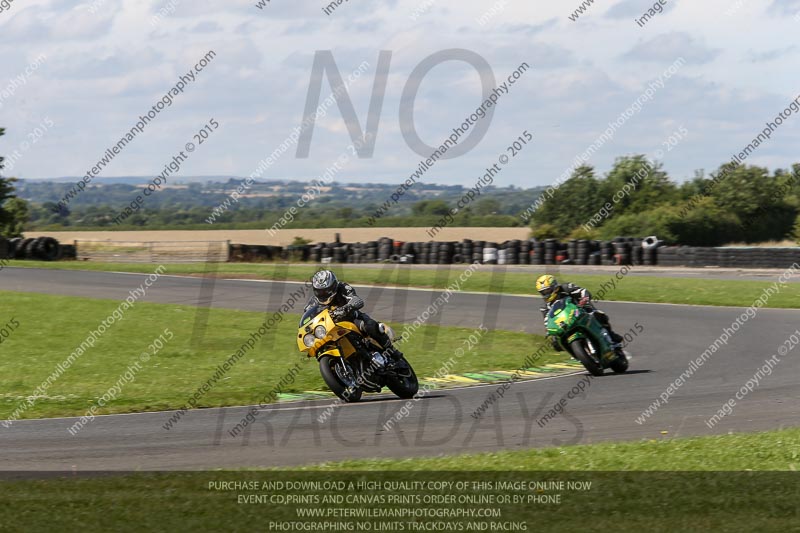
[303,282,397,354]
[540,283,624,350]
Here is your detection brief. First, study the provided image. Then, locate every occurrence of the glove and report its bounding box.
[331,306,348,321]
[578,296,590,307]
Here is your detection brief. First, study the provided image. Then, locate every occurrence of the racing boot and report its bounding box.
[608,328,624,345]
[382,340,404,363]
[607,329,625,356]
[373,323,402,361]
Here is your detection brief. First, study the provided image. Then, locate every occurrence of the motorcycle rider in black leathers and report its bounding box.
[304,270,403,361]
[535,274,624,353]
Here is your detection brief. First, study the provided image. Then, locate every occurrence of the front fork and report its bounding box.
[341,357,359,384]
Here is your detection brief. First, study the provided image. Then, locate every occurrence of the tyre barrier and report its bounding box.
[642,236,659,249]
[656,246,800,269]
[483,246,498,265]
[2,236,63,261]
[21,235,790,269]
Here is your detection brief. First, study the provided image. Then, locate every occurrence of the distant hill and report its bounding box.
[16,177,545,231]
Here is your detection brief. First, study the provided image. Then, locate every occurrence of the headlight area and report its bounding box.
[303,333,316,347]
[314,325,327,339]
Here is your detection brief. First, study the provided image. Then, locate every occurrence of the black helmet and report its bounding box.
[312,270,338,305]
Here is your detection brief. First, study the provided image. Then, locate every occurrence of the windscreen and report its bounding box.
[299,304,323,327]
[547,298,567,319]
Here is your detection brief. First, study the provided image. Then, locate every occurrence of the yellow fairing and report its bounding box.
[296,308,362,358]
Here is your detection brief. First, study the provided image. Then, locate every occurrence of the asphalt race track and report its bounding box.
[1,268,799,471]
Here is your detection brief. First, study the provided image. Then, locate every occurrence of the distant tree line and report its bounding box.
[5,134,800,246]
[0,128,29,237]
[528,155,800,246]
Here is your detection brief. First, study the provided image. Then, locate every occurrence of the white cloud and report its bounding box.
[623,32,720,64]
[1,0,799,187]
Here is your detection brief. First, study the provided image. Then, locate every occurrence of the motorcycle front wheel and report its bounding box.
[319,355,362,402]
[570,339,604,377]
[610,351,629,373]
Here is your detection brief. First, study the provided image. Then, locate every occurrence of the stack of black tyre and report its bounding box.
[428,241,439,264]
[416,242,428,264]
[502,240,520,265]
[612,237,632,265]
[331,245,346,263]
[544,239,558,264]
[437,242,454,264]
[458,239,473,264]
[642,236,658,265]
[365,241,378,262]
[320,244,333,262]
[349,243,362,264]
[400,242,416,263]
[472,241,484,263]
[5,236,60,261]
[518,239,531,264]
[531,240,545,265]
[630,237,644,265]
[566,239,577,264]
[377,238,393,262]
[309,245,322,263]
[571,239,590,265]
[599,241,613,265]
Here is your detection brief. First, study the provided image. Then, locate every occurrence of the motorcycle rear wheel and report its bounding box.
[386,359,419,399]
[319,355,363,402]
[570,340,604,377]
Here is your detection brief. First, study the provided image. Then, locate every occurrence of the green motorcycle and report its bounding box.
[545,297,629,376]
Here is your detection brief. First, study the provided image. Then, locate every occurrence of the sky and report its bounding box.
[1,0,800,187]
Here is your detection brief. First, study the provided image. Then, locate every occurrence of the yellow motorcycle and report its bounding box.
[297,304,418,402]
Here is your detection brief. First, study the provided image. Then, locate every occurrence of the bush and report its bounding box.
[566,226,599,240]
[667,198,740,246]
[530,223,561,240]
[598,206,679,243]
[793,214,800,245]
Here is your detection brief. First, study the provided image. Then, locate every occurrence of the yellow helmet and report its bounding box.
[535,274,560,303]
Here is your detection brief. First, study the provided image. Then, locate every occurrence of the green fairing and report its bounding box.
[546,297,616,364]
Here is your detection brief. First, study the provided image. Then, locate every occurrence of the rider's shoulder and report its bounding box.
[339,281,356,292]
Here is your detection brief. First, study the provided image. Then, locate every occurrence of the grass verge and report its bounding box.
[0,290,558,420]
[0,428,796,532]
[302,426,800,471]
[7,260,800,308]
